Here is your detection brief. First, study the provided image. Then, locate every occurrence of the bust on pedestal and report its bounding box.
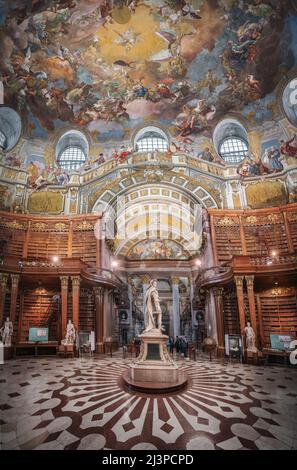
[123,279,187,392]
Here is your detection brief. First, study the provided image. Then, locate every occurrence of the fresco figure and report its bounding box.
[280,135,297,158]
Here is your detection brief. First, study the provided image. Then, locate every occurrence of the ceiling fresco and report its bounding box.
[0,0,297,143]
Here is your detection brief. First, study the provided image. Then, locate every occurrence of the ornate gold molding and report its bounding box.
[171,277,180,285]
[234,275,244,287]
[74,221,93,231]
[216,216,238,226]
[1,219,27,230]
[93,286,104,296]
[140,275,151,284]
[0,273,9,287]
[10,274,20,287]
[213,287,224,296]
[71,276,81,287]
[245,275,254,287]
[60,276,69,288]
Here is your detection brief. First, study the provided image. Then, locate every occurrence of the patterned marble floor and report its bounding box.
[1,354,297,450]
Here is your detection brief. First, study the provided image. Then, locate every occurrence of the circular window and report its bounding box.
[219,137,248,164]
[57,145,86,170]
[282,77,297,126]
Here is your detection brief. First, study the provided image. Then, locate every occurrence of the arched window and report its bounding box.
[0,107,22,152]
[134,127,169,153]
[282,77,297,126]
[219,137,248,164]
[56,130,88,171]
[58,145,86,170]
[213,119,249,166]
[0,129,7,150]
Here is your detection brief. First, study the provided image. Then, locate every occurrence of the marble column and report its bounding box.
[140,275,150,328]
[189,277,196,342]
[60,276,69,340]
[127,275,134,339]
[94,286,104,353]
[171,277,180,338]
[0,273,9,321]
[9,274,20,322]
[234,276,245,334]
[205,289,218,342]
[71,276,80,331]
[213,287,225,355]
[103,289,112,339]
[245,275,258,342]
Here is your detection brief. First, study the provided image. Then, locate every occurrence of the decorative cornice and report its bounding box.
[74,221,93,231]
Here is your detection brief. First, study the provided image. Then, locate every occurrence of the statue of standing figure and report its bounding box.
[244,321,258,352]
[0,317,13,347]
[143,279,163,333]
[62,319,76,345]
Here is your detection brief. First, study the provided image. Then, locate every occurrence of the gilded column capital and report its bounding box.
[127,275,134,285]
[10,274,20,287]
[93,286,104,297]
[213,287,224,297]
[234,275,244,287]
[140,275,151,284]
[71,276,81,287]
[0,273,9,287]
[171,277,180,285]
[60,276,69,288]
[245,275,255,288]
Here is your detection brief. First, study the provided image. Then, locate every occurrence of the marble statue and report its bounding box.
[244,321,258,352]
[143,279,162,333]
[62,319,76,345]
[0,317,13,347]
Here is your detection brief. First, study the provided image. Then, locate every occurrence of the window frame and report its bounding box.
[57,144,86,171]
[219,136,248,164]
[0,129,7,150]
[135,131,168,153]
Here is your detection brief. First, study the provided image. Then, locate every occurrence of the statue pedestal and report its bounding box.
[122,329,187,393]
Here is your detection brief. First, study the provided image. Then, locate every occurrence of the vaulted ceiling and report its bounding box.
[1,0,297,143]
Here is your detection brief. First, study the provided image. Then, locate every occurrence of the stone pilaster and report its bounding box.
[171,277,180,338]
[71,276,80,331]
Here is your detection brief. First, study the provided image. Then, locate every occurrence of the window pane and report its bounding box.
[58,146,86,170]
[0,130,6,150]
[219,137,248,164]
[136,131,168,153]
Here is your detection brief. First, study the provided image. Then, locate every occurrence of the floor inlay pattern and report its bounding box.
[1,356,297,450]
